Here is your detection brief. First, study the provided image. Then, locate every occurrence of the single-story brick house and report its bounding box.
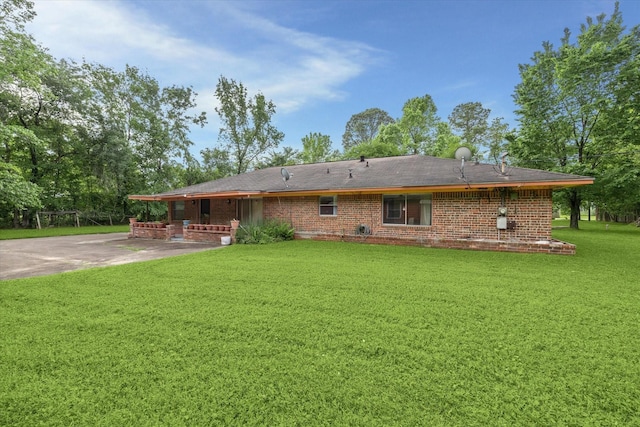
[129,155,594,254]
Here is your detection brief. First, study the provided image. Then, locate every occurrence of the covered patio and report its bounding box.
[128,191,262,243]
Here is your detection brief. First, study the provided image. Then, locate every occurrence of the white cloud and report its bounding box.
[30,1,226,65]
[28,0,380,116]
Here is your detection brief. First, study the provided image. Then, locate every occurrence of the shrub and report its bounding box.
[235,220,294,244]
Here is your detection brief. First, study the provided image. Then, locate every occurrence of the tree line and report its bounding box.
[1,0,638,228]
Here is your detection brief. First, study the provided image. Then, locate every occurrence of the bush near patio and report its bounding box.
[235,220,295,244]
[1,220,638,426]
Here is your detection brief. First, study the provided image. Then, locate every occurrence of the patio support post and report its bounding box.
[129,217,137,238]
[230,219,240,243]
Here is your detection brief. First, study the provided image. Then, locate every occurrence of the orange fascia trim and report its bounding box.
[128,191,262,201]
[128,178,593,200]
[261,179,595,197]
[128,195,159,201]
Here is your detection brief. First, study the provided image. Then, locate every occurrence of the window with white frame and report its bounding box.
[383,194,431,225]
[319,196,337,216]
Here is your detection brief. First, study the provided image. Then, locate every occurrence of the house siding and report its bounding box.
[263,189,573,254]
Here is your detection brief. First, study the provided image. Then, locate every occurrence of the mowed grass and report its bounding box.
[1,221,638,426]
[0,225,130,240]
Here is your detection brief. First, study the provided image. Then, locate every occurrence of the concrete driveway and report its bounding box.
[0,233,222,280]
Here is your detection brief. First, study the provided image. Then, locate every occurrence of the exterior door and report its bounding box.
[200,199,210,223]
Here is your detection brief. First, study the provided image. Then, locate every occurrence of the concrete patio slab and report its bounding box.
[0,233,222,280]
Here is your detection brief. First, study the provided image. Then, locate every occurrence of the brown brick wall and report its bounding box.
[183,227,231,243]
[262,189,571,254]
[209,199,237,224]
[264,194,381,236]
[432,189,552,241]
[264,190,552,241]
[168,199,236,230]
[129,223,176,240]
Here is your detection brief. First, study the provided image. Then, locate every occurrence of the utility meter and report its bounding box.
[497,217,508,230]
[497,207,508,216]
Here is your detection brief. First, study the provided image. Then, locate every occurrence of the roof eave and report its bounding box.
[129,178,594,201]
[128,191,262,202]
[261,179,595,197]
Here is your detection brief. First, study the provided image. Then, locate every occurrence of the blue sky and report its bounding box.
[27,0,639,158]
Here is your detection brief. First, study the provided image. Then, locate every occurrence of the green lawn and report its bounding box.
[1,221,638,426]
[0,225,130,240]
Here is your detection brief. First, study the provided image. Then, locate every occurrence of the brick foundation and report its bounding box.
[295,231,576,255]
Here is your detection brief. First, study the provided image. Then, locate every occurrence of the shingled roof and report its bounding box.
[129,155,594,201]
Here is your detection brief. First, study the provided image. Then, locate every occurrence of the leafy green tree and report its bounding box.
[83,63,206,217]
[1,15,91,221]
[120,65,204,192]
[0,125,42,225]
[372,123,403,151]
[511,2,639,227]
[486,117,512,164]
[433,122,462,158]
[0,31,57,180]
[178,157,209,187]
[372,94,440,156]
[255,147,299,169]
[82,63,143,214]
[1,0,56,224]
[0,125,37,167]
[342,107,394,151]
[200,147,234,180]
[1,0,209,224]
[448,102,490,149]
[397,95,440,154]
[587,155,640,221]
[214,76,284,174]
[300,132,339,163]
[0,0,35,35]
[0,161,42,226]
[342,140,402,160]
